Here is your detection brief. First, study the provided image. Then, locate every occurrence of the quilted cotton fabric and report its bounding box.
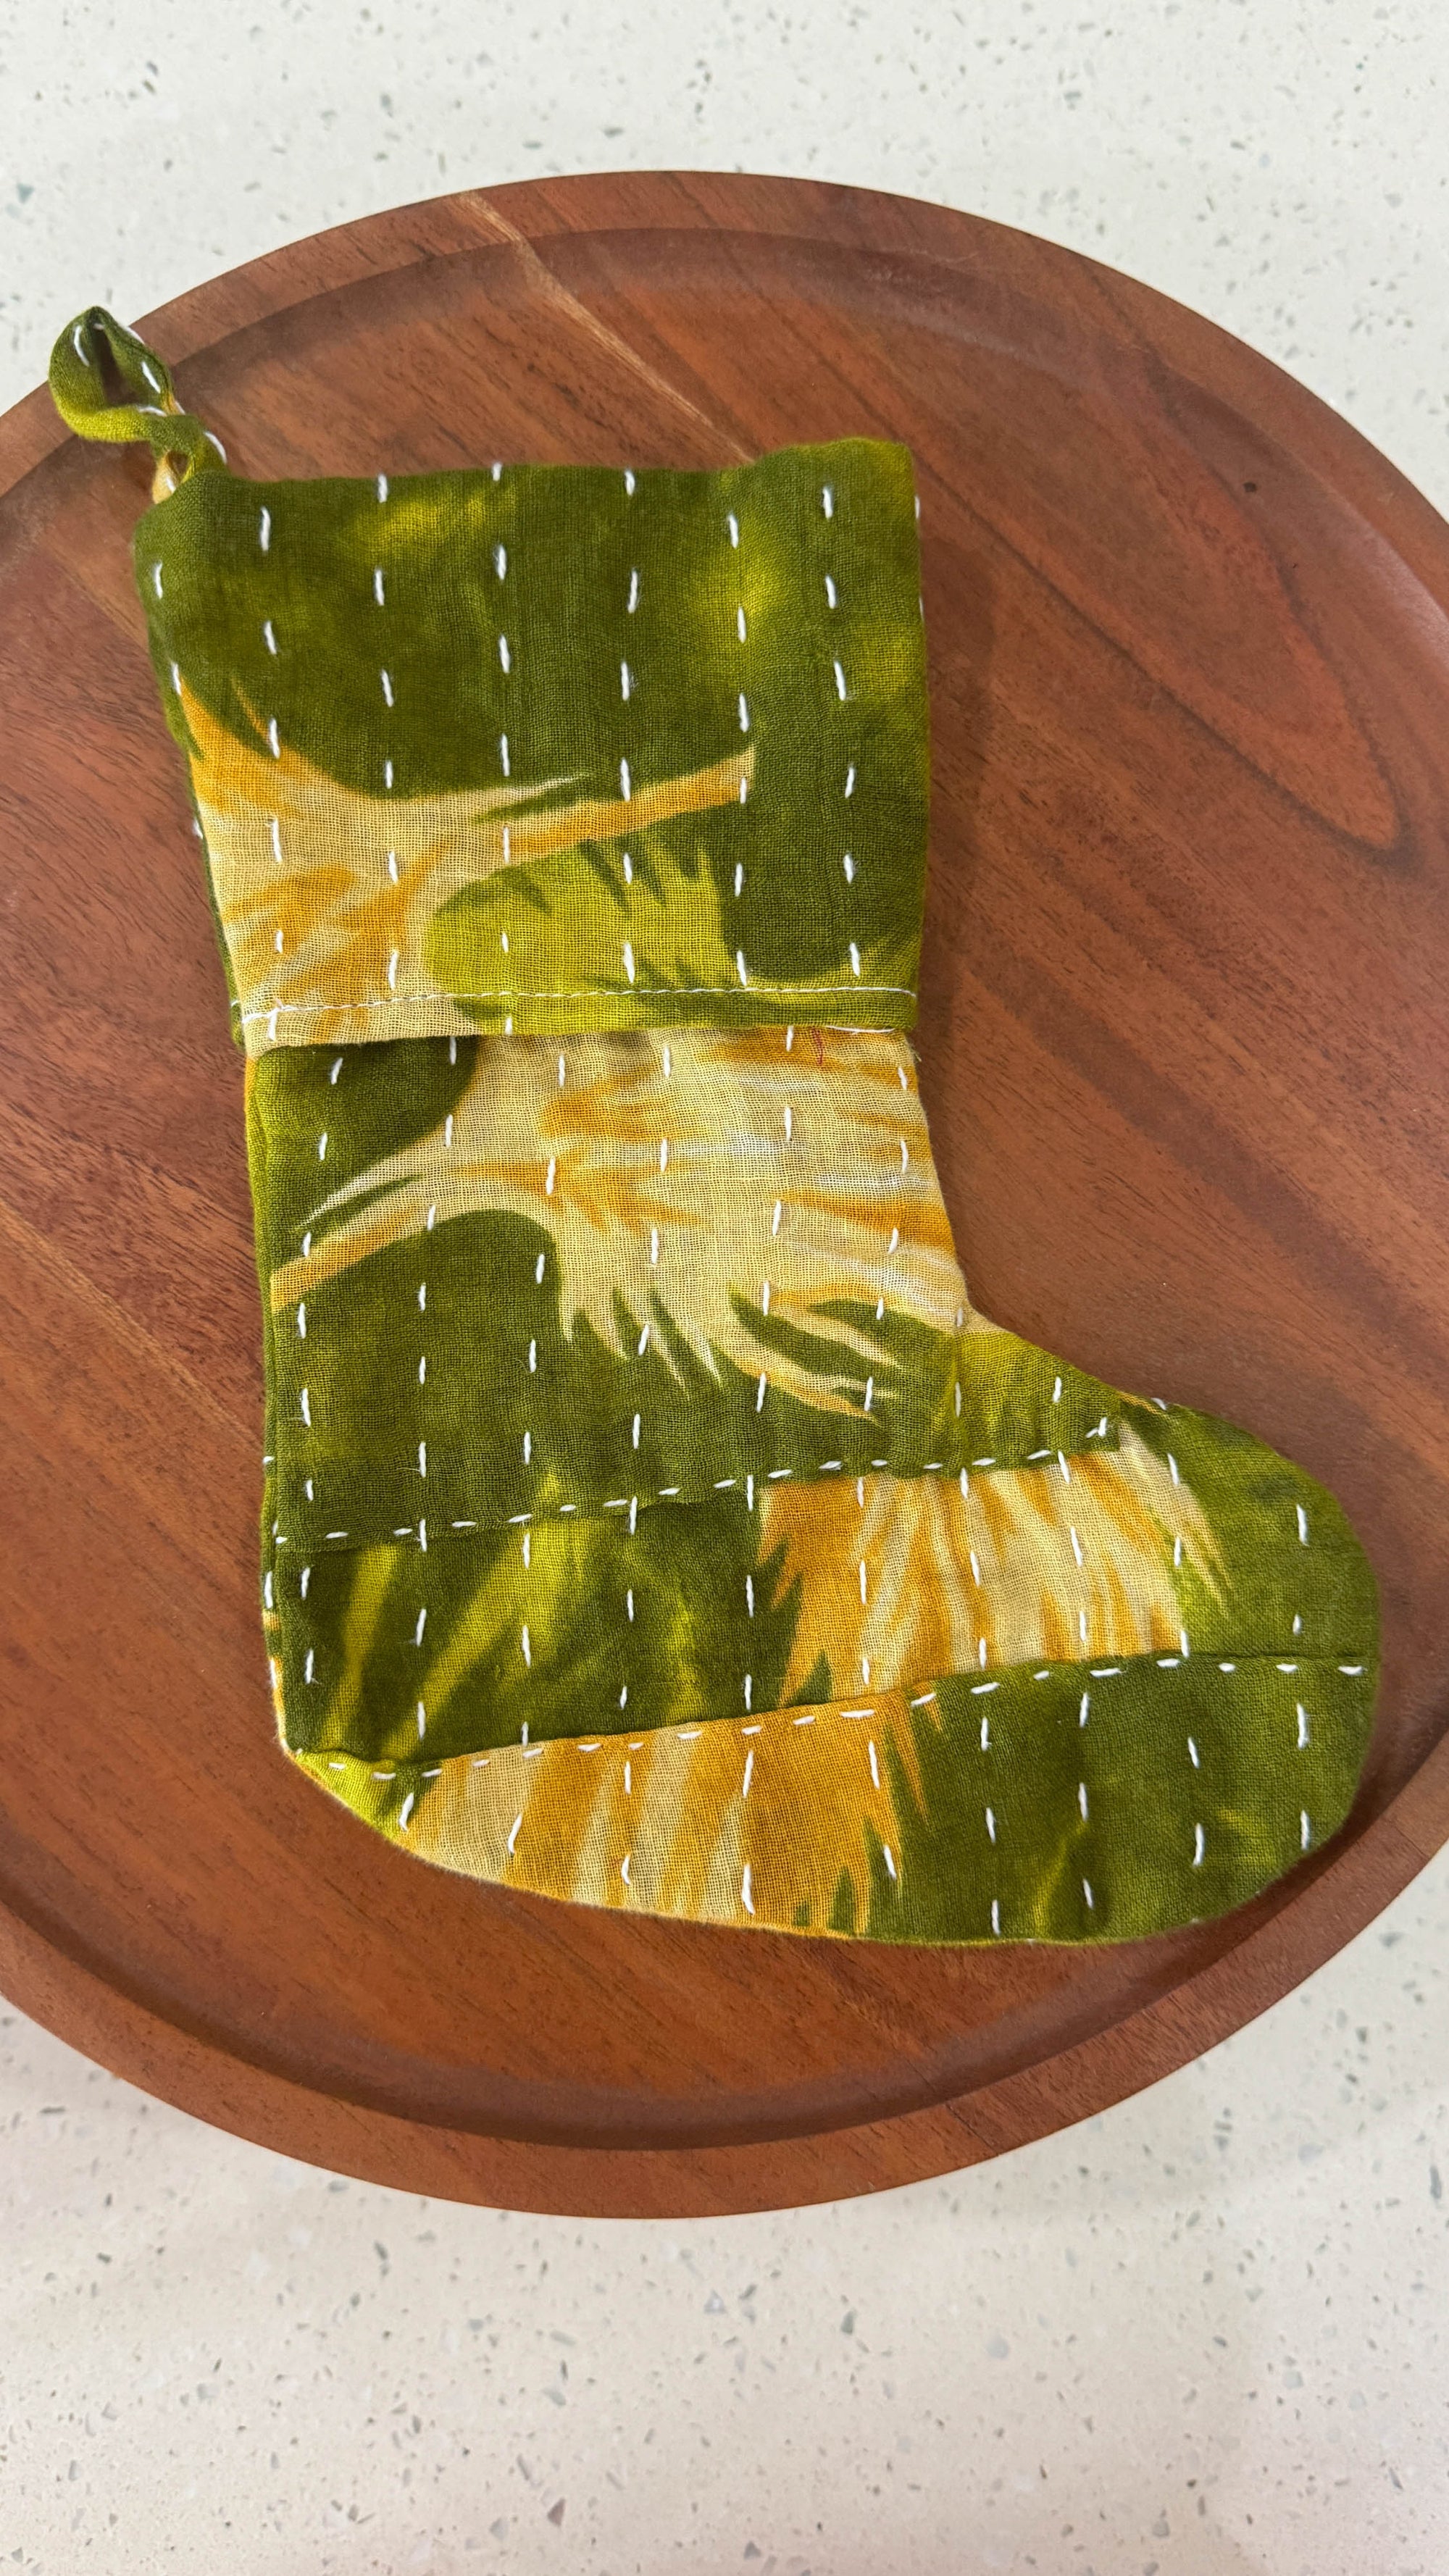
[49,304,1379,1942]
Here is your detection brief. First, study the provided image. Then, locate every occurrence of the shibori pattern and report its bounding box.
[53,308,1380,1944]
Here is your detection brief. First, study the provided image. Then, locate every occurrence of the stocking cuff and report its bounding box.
[52,312,929,1053]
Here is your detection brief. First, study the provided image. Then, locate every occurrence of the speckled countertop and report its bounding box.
[2,4,1448,2569]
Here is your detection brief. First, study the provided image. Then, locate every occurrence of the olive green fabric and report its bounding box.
[49,304,230,493]
[50,305,1379,1944]
[116,359,927,1050]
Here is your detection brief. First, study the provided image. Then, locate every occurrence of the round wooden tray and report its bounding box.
[2,173,1447,2218]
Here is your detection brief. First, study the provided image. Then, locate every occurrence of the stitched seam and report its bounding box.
[237,982,915,1022]
[270,1438,1127,1555]
[299,1645,1379,1777]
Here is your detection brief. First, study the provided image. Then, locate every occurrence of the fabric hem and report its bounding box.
[237,988,919,1054]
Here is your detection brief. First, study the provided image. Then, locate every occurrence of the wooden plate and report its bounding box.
[2,173,1447,2217]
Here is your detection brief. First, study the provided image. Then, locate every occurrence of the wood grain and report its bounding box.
[1,172,1446,2217]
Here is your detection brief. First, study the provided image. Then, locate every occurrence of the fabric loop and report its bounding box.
[48,305,228,501]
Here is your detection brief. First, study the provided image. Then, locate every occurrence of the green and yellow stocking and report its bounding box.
[49,306,1378,1943]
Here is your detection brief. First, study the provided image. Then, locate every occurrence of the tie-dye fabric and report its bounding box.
[50,306,1379,1943]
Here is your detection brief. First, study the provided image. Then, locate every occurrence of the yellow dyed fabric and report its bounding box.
[51,304,1379,1944]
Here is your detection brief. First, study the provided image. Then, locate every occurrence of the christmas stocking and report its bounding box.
[48,306,1378,1944]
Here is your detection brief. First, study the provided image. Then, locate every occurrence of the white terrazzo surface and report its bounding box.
[2,3,1448,2567]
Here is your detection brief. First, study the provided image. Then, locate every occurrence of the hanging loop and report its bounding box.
[49,306,230,501]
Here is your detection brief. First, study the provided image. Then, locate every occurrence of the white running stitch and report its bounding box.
[237,981,914,1024]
